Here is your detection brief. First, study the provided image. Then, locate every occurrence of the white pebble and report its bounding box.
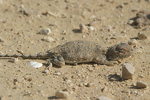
[122,63,135,80]
[97,96,112,100]
[79,24,88,33]
[41,37,55,42]
[127,20,134,25]
[138,32,147,40]
[0,0,2,4]
[23,75,32,81]
[54,72,61,76]
[128,39,137,45]
[39,28,51,35]
[0,37,4,42]
[136,81,148,88]
[88,26,94,31]
[55,90,69,99]
[29,61,43,68]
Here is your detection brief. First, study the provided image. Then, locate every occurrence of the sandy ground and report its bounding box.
[0,0,150,100]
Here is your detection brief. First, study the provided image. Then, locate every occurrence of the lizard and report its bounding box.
[0,40,132,67]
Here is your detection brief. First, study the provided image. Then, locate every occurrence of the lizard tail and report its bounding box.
[0,53,49,59]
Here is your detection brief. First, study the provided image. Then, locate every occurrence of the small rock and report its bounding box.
[42,11,59,17]
[42,69,50,75]
[8,58,19,63]
[85,83,94,87]
[138,32,147,40]
[121,90,129,94]
[54,72,61,76]
[136,81,148,88]
[122,63,135,80]
[41,37,55,42]
[109,77,118,81]
[82,35,86,38]
[79,24,88,33]
[101,87,107,92]
[130,90,138,94]
[88,26,94,31]
[0,37,4,42]
[127,20,134,25]
[39,28,51,35]
[55,90,69,99]
[128,39,138,45]
[107,25,112,32]
[23,75,32,81]
[29,61,43,68]
[97,96,112,100]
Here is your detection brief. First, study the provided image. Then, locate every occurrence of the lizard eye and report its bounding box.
[118,48,124,53]
[57,56,64,61]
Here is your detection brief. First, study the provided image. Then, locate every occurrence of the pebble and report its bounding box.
[20,5,35,16]
[97,96,112,100]
[42,69,50,75]
[130,90,137,94]
[128,39,137,45]
[85,83,94,87]
[54,72,61,76]
[29,61,43,68]
[88,26,94,31]
[55,90,69,99]
[23,75,32,81]
[122,63,135,80]
[79,24,88,33]
[42,11,59,17]
[41,37,55,42]
[39,28,51,35]
[127,20,134,25]
[109,77,118,81]
[0,37,4,42]
[138,32,147,40]
[136,81,148,88]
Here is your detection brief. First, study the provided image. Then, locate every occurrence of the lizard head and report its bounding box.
[106,43,132,61]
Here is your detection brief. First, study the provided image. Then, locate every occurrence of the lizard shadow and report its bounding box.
[129,86,141,89]
[107,74,123,82]
[48,96,58,100]
[44,62,99,68]
[72,29,81,33]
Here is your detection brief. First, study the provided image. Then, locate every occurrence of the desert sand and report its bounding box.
[0,0,150,100]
